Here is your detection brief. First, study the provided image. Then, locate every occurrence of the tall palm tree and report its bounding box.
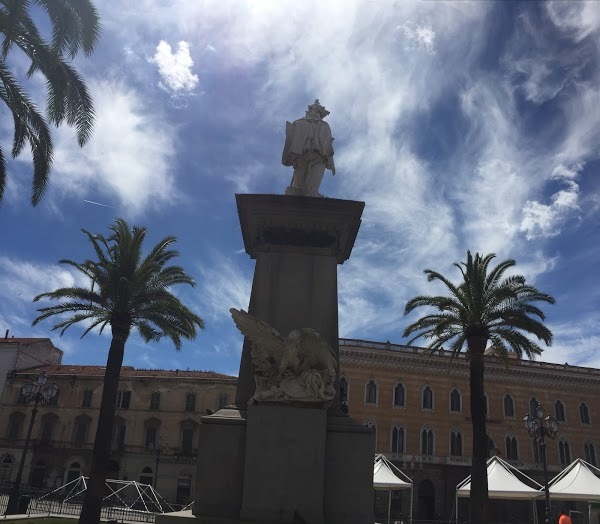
[0,0,100,205]
[33,218,205,524]
[403,251,555,524]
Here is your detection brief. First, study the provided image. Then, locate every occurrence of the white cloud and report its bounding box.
[50,79,178,215]
[546,1,600,42]
[149,40,199,93]
[397,22,436,54]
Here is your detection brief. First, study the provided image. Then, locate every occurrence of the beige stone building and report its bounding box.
[0,364,236,505]
[339,338,600,522]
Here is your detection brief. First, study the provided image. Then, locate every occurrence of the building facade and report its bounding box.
[0,364,236,505]
[339,338,600,522]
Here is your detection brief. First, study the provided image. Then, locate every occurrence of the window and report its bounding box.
[532,439,542,464]
[339,377,349,403]
[40,414,58,443]
[139,466,153,486]
[0,453,15,485]
[450,389,461,412]
[145,426,158,450]
[580,402,590,424]
[421,427,434,456]
[486,434,496,458]
[584,441,597,467]
[149,392,160,411]
[558,439,571,466]
[393,383,405,407]
[529,397,539,417]
[81,389,93,408]
[66,462,81,484]
[181,425,194,455]
[17,389,27,405]
[422,386,433,410]
[503,395,514,418]
[450,429,463,456]
[390,424,404,453]
[176,473,193,505]
[185,393,196,412]
[73,415,90,448]
[48,388,60,407]
[505,434,518,460]
[218,394,228,410]
[116,390,131,409]
[112,418,126,451]
[365,380,377,404]
[7,412,25,440]
[554,400,565,422]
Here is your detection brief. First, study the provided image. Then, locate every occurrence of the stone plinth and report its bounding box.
[234,194,364,413]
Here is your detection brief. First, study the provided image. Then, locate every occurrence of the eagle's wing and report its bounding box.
[299,330,337,374]
[230,309,286,371]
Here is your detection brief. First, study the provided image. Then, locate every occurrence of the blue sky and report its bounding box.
[1,1,599,376]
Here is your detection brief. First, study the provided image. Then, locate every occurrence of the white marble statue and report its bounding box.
[230,308,337,404]
[282,99,335,198]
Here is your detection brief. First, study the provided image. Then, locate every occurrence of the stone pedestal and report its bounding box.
[157,194,374,524]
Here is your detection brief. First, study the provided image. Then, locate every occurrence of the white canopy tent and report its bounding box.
[374,454,412,524]
[456,456,543,523]
[547,458,600,501]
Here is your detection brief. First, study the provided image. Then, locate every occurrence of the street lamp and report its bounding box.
[524,404,559,524]
[5,371,58,515]
[147,435,168,490]
[402,455,423,524]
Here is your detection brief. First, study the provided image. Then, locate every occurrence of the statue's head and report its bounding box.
[305,99,330,120]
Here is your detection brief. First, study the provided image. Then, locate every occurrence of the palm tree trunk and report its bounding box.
[79,324,129,524]
[468,335,488,524]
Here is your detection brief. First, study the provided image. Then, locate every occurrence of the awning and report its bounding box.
[548,459,600,501]
[373,454,412,490]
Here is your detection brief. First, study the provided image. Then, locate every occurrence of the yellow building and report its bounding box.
[339,338,600,522]
[0,364,236,505]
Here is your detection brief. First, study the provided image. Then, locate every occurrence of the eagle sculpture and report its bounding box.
[230,308,337,404]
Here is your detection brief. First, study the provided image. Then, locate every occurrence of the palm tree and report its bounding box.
[403,251,555,524]
[0,0,100,205]
[33,218,205,524]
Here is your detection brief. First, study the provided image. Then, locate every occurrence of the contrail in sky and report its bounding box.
[84,199,114,208]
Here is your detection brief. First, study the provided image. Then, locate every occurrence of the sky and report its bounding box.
[0,0,599,376]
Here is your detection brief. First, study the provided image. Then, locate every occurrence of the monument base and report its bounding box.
[157,406,374,524]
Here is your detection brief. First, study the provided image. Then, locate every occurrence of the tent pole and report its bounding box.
[410,483,413,524]
[388,490,391,524]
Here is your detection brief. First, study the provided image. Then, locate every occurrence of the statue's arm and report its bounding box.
[282,121,295,166]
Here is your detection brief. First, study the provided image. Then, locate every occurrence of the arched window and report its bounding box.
[7,412,25,440]
[144,418,161,449]
[505,434,518,460]
[486,434,496,458]
[176,471,193,504]
[139,466,153,486]
[185,393,196,412]
[450,429,463,456]
[73,415,91,447]
[0,453,15,485]
[450,389,461,412]
[40,413,58,443]
[584,441,597,467]
[421,426,434,456]
[580,402,591,424]
[66,461,82,484]
[422,386,433,410]
[555,400,565,422]
[48,387,60,407]
[390,424,405,453]
[149,391,161,411]
[340,377,349,403]
[112,416,126,451]
[558,439,571,466]
[529,397,539,417]
[393,383,405,407]
[180,419,197,455]
[503,395,514,418]
[81,389,93,408]
[365,380,377,404]
[218,393,229,410]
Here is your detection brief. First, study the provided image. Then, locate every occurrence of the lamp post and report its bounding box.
[402,455,423,524]
[5,371,58,515]
[524,404,559,524]
[147,435,168,490]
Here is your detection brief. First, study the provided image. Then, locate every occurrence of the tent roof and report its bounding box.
[457,456,542,500]
[373,455,412,490]
[548,459,600,501]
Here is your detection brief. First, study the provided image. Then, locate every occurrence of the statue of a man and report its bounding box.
[282,99,335,197]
